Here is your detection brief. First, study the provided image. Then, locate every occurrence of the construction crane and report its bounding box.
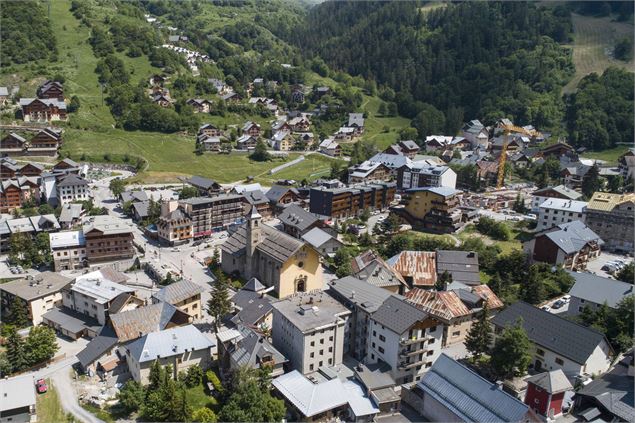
[495,123,542,189]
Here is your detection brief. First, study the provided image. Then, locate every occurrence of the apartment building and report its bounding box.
[83,216,134,264]
[62,269,136,325]
[531,185,583,213]
[56,173,89,205]
[397,163,457,190]
[49,230,86,271]
[151,279,204,320]
[536,198,587,231]
[271,291,351,375]
[396,187,463,233]
[179,194,247,238]
[309,182,396,220]
[157,201,193,246]
[585,192,635,253]
[367,296,443,384]
[0,272,71,325]
[327,276,393,361]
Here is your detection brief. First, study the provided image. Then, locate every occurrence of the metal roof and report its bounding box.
[328,276,394,313]
[151,280,204,305]
[538,198,587,213]
[222,224,306,265]
[436,250,480,286]
[301,227,338,249]
[57,173,88,187]
[405,289,471,322]
[125,324,214,363]
[231,288,274,327]
[83,215,133,236]
[417,354,530,422]
[42,307,101,335]
[387,251,437,287]
[587,192,635,212]
[71,271,134,304]
[371,296,428,335]
[541,220,604,254]
[76,327,119,369]
[525,369,572,394]
[59,203,83,223]
[278,204,319,232]
[567,271,633,308]
[0,375,36,412]
[109,302,189,342]
[491,301,612,364]
[532,185,582,200]
[49,230,85,249]
[273,370,378,418]
[229,325,286,369]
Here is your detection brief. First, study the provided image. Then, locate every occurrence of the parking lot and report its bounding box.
[586,252,632,279]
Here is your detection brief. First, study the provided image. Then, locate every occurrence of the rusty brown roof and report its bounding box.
[109,302,190,342]
[471,284,504,309]
[351,250,381,274]
[405,289,470,322]
[386,251,437,287]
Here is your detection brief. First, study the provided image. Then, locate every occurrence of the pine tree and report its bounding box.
[490,318,532,379]
[7,298,29,328]
[436,270,452,291]
[464,301,492,360]
[207,276,231,329]
[24,326,58,366]
[5,327,26,373]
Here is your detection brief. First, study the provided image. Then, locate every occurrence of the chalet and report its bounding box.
[0,132,27,156]
[186,98,212,113]
[541,141,575,159]
[199,136,221,152]
[461,120,489,149]
[278,204,321,239]
[491,135,524,152]
[348,161,391,184]
[221,91,242,102]
[319,138,341,157]
[297,132,315,146]
[492,302,613,380]
[28,128,62,156]
[54,157,80,172]
[182,175,222,196]
[618,147,635,181]
[20,98,67,122]
[149,74,166,86]
[290,88,305,103]
[0,177,41,213]
[350,250,407,294]
[199,123,222,137]
[208,78,228,94]
[315,86,330,97]
[347,113,365,136]
[334,126,356,141]
[236,134,258,150]
[561,163,592,189]
[265,185,301,210]
[242,121,261,137]
[523,220,603,271]
[0,159,18,180]
[37,80,64,100]
[272,131,294,151]
[509,151,531,169]
[242,189,273,220]
[383,140,420,159]
[218,325,286,379]
[406,284,503,347]
[301,227,342,256]
[152,93,173,108]
[272,119,292,133]
[288,116,311,132]
[227,278,275,329]
[424,135,471,152]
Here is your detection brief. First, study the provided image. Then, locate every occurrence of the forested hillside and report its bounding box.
[1,1,58,65]
[293,1,575,135]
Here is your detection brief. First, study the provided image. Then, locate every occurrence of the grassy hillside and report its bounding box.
[563,13,634,92]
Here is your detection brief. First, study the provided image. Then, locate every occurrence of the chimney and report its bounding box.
[495,381,504,390]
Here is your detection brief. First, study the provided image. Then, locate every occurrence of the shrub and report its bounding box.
[205,370,224,394]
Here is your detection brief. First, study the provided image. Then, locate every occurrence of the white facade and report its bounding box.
[400,165,457,190]
[537,199,587,231]
[57,182,89,205]
[366,320,443,385]
[531,342,612,381]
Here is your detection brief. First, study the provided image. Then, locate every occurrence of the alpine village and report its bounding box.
[0,1,633,423]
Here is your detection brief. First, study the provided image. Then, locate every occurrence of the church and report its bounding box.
[221,207,324,298]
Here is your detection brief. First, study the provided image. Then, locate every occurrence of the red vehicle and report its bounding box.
[36,379,48,394]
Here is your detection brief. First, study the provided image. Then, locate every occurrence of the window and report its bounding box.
[427,350,434,356]
[309,364,314,371]
[372,342,376,348]
[319,361,323,367]
[319,350,323,356]
[379,334,386,342]
[428,338,435,344]
[555,357,564,365]
[310,352,314,358]
[371,354,375,360]
[372,330,376,337]
[452,331,460,337]
[537,348,545,356]
[378,346,385,354]
[310,341,315,347]
[429,326,436,333]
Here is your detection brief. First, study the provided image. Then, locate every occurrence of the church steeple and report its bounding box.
[245,205,262,279]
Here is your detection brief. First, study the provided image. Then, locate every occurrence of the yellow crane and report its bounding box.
[496,131,509,189]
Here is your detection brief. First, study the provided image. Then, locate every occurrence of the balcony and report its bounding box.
[400,337,428,346]
[400,348,426,358]
[398,358,428,370]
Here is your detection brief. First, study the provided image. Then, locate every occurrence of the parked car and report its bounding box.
[552,300,565,309]
[541,305,550,311]
[36,379,48,394]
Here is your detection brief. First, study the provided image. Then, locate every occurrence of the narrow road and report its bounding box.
[51,369,105,423]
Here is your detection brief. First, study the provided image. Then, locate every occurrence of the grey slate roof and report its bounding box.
[278,204,319,232]
[272,292,350,333]
[533,185,582,201]
[57,173,88,187]
[328,276,394,313]
[231,287,274,327]
[243,189,269,206]
[121,190,148,203]
[42,307,101,335]
[491,301,612,364]
[417,354,531,423]
[265,185,296,203]
[243,277,265,292]
[540,220,604,254]
[229,325,286,369]
[567,271,634,308]
[222,223,305,264]
[132,201,150,218]
[152,280,204,304]
[436,250,480,286]
[184,175,219,190]
[76,326,118,368]
[0,272,71,301]
[59,203,83,223]
[126,324,214,363]
[301,227,339,249]
[371,295,428,335]
[525,369,572,394]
